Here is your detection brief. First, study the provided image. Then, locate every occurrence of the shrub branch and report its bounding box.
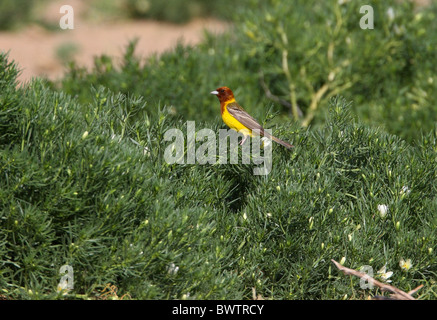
[331,259,424,300]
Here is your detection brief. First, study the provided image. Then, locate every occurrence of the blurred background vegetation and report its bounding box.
[52,0,437,143]
[0,0,247,29]
[1,0,436,300]
[0,0,38,29]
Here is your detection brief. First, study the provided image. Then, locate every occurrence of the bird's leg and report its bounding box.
[239,135,248,146]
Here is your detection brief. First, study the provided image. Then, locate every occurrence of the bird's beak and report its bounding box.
[210,90,219,95]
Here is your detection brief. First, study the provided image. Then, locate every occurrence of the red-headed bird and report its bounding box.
[211,86,293,149]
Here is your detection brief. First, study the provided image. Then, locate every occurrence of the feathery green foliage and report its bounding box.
[59,0,437,144]
[1,51,436,299]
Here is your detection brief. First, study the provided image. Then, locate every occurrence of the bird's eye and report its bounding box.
[220,89,225,93]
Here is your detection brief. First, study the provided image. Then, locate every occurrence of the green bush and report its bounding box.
[123,0,250,23]
[58,36,264,129]
[1,53,436,299]
[241,0,437,141]
[2,0,437,301]
[0,53,241,299]
[59,0,437,143]
[0,0,39,30]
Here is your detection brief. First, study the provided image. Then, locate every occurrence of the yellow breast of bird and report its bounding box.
[222,101,252,136]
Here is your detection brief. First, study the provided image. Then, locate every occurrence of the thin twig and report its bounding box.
[302,83,329,127]
[331,259,423,300]
[258,70,303,117]
[278,26,299,120]
[252,287,265,300]
[408,284,424,296]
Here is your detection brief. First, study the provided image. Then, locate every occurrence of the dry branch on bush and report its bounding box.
[331,259,424,300]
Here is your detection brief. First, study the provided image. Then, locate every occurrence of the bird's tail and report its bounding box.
[271,135,294,149]
[253,129,294,149]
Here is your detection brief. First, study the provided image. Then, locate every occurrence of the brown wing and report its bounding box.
[226,102,265,135]
[227,102,294,149]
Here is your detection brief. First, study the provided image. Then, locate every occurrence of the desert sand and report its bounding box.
[0,0,228,83]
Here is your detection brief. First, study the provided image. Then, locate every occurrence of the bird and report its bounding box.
[210,86,293,149]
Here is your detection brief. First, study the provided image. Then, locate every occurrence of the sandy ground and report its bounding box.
[0,0,228,83]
